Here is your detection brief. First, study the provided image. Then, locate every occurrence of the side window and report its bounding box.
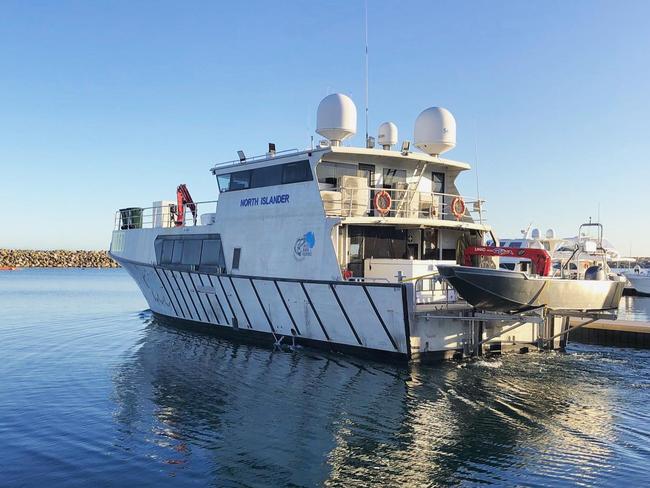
[171,240,184,264]
[230,171,251,190]
[181,239,202,265]
[383,168,406,187]
[201,239,222,266]
[161,240,174,264]
[432,171,445,194]
[232,248,241,270]
[283,160,312,184]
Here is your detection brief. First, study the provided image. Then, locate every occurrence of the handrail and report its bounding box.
[210,149,301,173]
[320,185,486,221]
[114,200,219,231]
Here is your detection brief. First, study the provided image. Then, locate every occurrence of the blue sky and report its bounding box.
[2,1,649,254]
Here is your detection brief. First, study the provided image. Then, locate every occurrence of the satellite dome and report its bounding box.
[531,228,541,239]
[316,93,357,146]
[414,107,456,155]
[378,122,398,149]
[546,228,556,239]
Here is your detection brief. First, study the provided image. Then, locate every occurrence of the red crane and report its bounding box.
[463,246,552,276]
[175,184,197,226]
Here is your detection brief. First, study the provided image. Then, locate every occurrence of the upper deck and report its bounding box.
[209,144,489,231]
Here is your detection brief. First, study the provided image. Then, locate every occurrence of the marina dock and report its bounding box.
[569,317,650,348]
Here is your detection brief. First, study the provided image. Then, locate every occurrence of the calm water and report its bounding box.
[1,269,650,487]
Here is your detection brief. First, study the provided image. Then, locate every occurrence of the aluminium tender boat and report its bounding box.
[437,265,625,313]
[437,224,627,313]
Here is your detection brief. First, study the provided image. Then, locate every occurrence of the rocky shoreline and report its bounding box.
[0,249,119,268]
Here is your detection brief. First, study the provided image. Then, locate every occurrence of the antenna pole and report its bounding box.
[473,119,482,224]
[364,0,369,145]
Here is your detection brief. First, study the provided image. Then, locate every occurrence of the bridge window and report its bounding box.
[216,160,312,192]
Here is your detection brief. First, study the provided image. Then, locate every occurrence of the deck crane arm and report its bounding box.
[175,183,197,226]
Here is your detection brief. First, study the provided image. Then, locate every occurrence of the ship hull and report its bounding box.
[437,265,626,313]
[113,256,412,361]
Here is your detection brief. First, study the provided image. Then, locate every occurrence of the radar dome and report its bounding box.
[531,228,541,239]
[378,122,398,149]
[546,228,556,239]
[414,107,456,155]
[316,93,357,146]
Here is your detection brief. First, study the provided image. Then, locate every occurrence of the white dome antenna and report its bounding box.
[377,122,398,150]
[316,94,357,146]
[546,228,556,239]
[414,107,456,155]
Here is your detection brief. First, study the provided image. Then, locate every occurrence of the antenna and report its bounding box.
[364,0,369,146]
[473,119,482,223]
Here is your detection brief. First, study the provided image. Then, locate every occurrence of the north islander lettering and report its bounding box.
[240,193,290,207]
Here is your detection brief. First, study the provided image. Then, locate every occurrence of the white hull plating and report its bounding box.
[117,258,412,359]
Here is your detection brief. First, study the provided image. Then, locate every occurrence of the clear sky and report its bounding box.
[2,1,649,254]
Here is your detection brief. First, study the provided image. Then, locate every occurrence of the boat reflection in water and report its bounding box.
[112,314,627,486]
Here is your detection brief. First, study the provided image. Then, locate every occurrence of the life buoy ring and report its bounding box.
[451,197,465,220]
[374,190,392,216]
[343,269,353,280]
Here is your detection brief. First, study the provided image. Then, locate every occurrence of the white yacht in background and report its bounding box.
[624,265,650,296]
[109,94,622,362]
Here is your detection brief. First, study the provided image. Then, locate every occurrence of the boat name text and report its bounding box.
[240,194,290,207]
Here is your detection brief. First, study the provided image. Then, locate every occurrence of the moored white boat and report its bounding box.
[624,266,650,296]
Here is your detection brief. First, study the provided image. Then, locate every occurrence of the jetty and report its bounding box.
[568,317,650,349]
[0,249,119,268]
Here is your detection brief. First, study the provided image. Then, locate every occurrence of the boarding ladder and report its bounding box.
[395,161,428,217]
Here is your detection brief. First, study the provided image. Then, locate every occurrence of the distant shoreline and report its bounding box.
[0,249,119,268]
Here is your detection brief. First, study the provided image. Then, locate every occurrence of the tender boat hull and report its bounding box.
[437,265,626,313]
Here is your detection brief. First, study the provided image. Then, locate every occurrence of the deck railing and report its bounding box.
[113,200,219,231]
[320,186,485,222]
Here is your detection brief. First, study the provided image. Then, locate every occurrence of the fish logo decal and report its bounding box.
[294,231,315,259]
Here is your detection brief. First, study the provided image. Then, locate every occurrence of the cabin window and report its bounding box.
[283,160,313,184]
[181,239,202,266]
[509,242,522,248]
[432,172,445,194]
[201,239,223,266]
[230,170,251,191]
[171,240,184,264]
[155,234,226,270]
[232,248,241,270]
[250,164,283,187]
[317,162,358,185]
[382,168,406,187]
[161,240,174,263]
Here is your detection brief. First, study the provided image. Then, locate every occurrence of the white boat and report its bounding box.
[109,94,617,362]
[624,266,650,296]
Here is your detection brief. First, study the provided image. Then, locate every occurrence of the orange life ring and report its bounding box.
[451,197,465,220]
[343,269,353,280]
[374,190,392,216]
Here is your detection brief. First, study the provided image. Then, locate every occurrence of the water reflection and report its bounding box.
[112,315,625,486]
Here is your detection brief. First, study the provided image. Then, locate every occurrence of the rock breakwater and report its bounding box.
[0,249,119,268]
